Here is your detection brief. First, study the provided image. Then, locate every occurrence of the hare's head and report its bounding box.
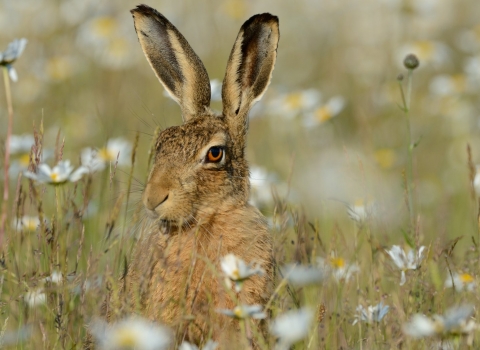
[131,5,279,228]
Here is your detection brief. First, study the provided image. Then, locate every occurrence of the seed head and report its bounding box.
[403,54,420,70]
[397,73,404,82]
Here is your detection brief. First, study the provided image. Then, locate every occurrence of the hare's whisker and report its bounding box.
[116,169,145,186]
[128,129,153,138]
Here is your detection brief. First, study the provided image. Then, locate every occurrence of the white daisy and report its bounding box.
[456,25,480,54]
[24,160,88,185]
[24,289,46,308]
[429,74,468,97]
[77,15,138,70]
[6,134,34,177]
[280,264,325,286]
[210,79,222,102]
[45,271,63,284]
[317,254,360,282]
[397,41,450,69]
[464,55,480,82]
[347,198,376,223]
[270,308,313,350]
[302,95,345,127]
[386,245,426,286]
[269,89,321,119]
[0,325,32,346]
[179,340,218,350]
[473,165,480,197]
[353,302,389,325]
[216,304,266,319]
[444,272,475,292]
[12,216,40,231]
[249,165,274,207]
[71,275,103,296]
[0,38,27,82]
[8,134,34,154]
[220,254,264,292]
[90,316,172,350]
[81,138,132,172]
[404,305,478,341]
[249,165,290,209]
[250,165,272,206]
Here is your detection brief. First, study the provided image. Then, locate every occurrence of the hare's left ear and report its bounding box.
[131,5,211,122]
[222,14,279,147]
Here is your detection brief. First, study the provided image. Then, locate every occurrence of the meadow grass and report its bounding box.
[2,0,480,349]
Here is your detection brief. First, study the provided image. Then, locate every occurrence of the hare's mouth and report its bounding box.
[156,217,197,235]
[158,219,175,235]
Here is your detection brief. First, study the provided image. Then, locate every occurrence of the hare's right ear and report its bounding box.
[131,5,211,122]
[222,14,279,148]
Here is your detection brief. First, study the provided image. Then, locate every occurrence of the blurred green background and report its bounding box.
[2,1,480,348]
[2,0,480,246]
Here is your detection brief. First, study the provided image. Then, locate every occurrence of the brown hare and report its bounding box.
[127,4,279,347]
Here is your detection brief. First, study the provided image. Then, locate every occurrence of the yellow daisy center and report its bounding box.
[25,219,37,231]
[413,41,435,60]
[91,17,118,38]
[285,93,303,110]
[116,329,138,347]
[98,148,116,161]
[19,153,30,166]
[330,257,345,268]
[432,318,445,334]
[354,198,364,207]
[460,273,474,283]
[50,172,59,182]
[314,106,332,122]
[374,149,396,169]
[222,0,247,20]
[233,306,244,318]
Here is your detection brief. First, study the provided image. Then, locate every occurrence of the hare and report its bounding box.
[126,4,279,347]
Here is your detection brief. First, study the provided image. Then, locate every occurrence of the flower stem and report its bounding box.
[399,69,416,237]
[55,186,63,224]
[239,318,252,349]
[0,66,14,245]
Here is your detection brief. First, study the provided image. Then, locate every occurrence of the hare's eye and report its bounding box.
[206,146,224,163]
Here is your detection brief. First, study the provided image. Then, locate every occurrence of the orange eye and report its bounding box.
[206,147,224,163]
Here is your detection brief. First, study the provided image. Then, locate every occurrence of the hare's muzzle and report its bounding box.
[142,182,169,214]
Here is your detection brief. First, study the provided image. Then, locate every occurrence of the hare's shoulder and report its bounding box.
[211,205,272,262]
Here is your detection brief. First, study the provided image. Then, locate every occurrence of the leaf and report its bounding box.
[402,229,415,248]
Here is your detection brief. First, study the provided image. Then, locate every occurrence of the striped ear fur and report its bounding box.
[131,5,211,122]
[222,13,279,147]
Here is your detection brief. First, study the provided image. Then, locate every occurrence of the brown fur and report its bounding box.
[127,4,279,347]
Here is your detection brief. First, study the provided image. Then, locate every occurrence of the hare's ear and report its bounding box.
[131,5,211,122]
[222,14,279,143]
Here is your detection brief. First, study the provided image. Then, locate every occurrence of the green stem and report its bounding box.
[0,66,14,245]
[55,186,64,270]
[55,186,63,224]
[239,318,251,349]
[401,69,416,237]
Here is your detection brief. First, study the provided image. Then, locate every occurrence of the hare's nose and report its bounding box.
[143,184,169,211]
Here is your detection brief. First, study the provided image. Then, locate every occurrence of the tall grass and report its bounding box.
[1,0,480,348]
